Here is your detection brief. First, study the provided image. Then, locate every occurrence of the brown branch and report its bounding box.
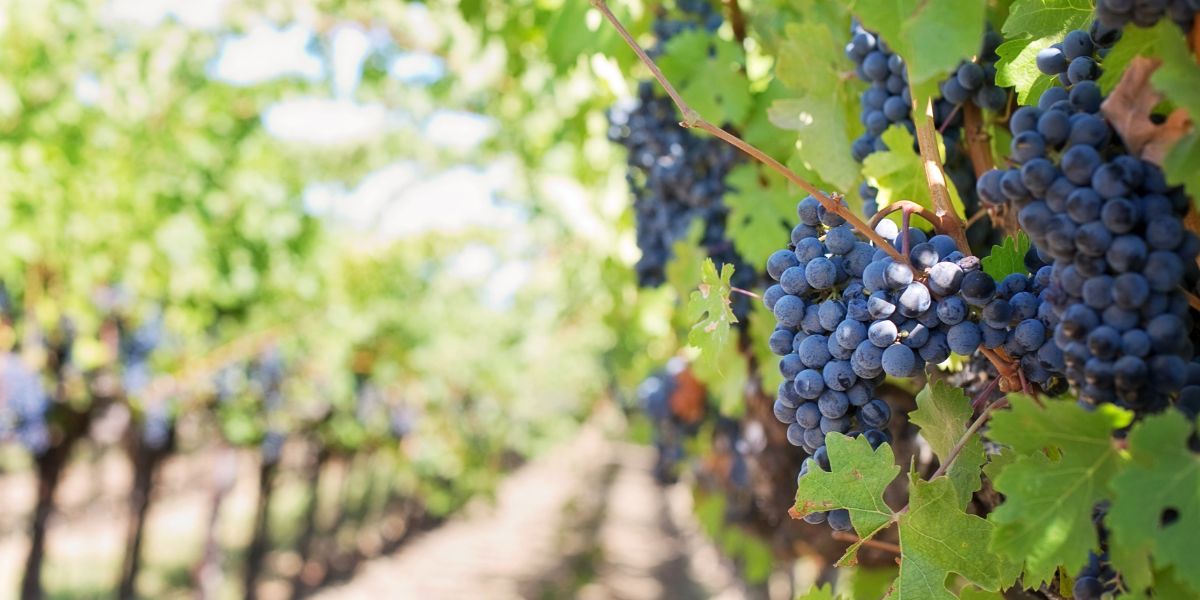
[913,98,972,256]
[591,0,911,266]
[1183,287,1200,312]
[964,209,990,229]
[962,103,996,179]
[831,531,901,555]
[724,0,746,45]
[867,201,942,235]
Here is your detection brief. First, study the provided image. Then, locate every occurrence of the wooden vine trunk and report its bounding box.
[242,454,278,600]
[20,405,92,600]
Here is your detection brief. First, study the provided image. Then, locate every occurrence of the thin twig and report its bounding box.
[867,200,941,232]
[590,0,911,266]
[730,286,761,300]
[969,376,1001,412]
[724,0,746,45]
[962,103,996,179]
[901,209,912,257]
[964,209,990,229]
[1183,287,1200,312]
[912,98,971,256]
[929,396,1008,481]
[936,104,962,134]
[831,531,901,555]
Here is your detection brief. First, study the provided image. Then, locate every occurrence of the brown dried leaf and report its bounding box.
[1101,56,1193,164]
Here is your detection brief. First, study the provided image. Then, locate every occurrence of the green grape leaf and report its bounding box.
[994,0,1093,105]
[796,584,840,600]
[1150,21,1200,124]
[686,259,746,416]
[665,221,706,303]
[910,381,984,508]
[852,0,985,90]
[1001,0,1093,36]
[794,433,898,540]
[893,475,1020,598]
[686,259,738,367]
[850,566,900,600]
[1163,131,1200,205]
[980,233,1031,281]
[957,588,1005,600]
[985,395,1133,587]
[658,30,752,125]
[723,164,796,269]
[1096,23,1168,93]
[994,37,1058,106]
[770,22,862,193]
[1108,412,1200,596]
[750,301,784,394]
[862,126,967,220]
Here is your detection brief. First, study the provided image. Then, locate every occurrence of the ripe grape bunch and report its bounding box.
[978,24,1199,412]
[845,23,1000,240]
[606,3,755,312]
[762,190,1065,530]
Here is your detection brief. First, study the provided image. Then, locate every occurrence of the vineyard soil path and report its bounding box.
[314,424,759,600]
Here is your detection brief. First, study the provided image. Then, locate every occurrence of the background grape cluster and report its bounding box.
[606,4,756,317]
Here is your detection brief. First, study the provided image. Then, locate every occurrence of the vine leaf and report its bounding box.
[980,233,1031,281]
[793,433,898,542]
[852,0,985,99]
[984,395,1133,587]
[1107,412,1200,596]
[994,0,1093,105]
[723,164,796,269]
[770,22,862,193]
[658,30,752,125]
[890,475,1020,599]
[685,259,746,416]
[910,381,984,508]
[863,127,966,220]
[1101,57,1191,164]
[795,584,839,600]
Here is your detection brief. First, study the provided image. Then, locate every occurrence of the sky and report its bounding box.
[96,0,532,308]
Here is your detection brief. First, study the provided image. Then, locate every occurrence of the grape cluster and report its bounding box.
[979,26,1198,411]
[844,23,995,236]
[0,353,51,454]
[1073,551,1120,600]
[120,313,172,449]
[1034,24,1118,88]
[637,365,686,483]
[607,6,755,309]
[846,22,913,185]
[1096,0,1199,31]
[765,192,1048,528]
[938,28,1007,113]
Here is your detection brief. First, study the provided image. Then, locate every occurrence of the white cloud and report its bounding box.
[210,23,324,87]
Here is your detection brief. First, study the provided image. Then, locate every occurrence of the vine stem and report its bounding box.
[867,200,941,231]
[830,531,901,555]
[589,0,911,266]
[724,0,746,45]
[912,98,972,257]
[730,286,761,300]
[928,395,1009,481]
[961,103,997,179]
[1184,287,1200,312]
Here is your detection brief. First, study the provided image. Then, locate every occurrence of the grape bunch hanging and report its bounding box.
[607,3,756,316]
